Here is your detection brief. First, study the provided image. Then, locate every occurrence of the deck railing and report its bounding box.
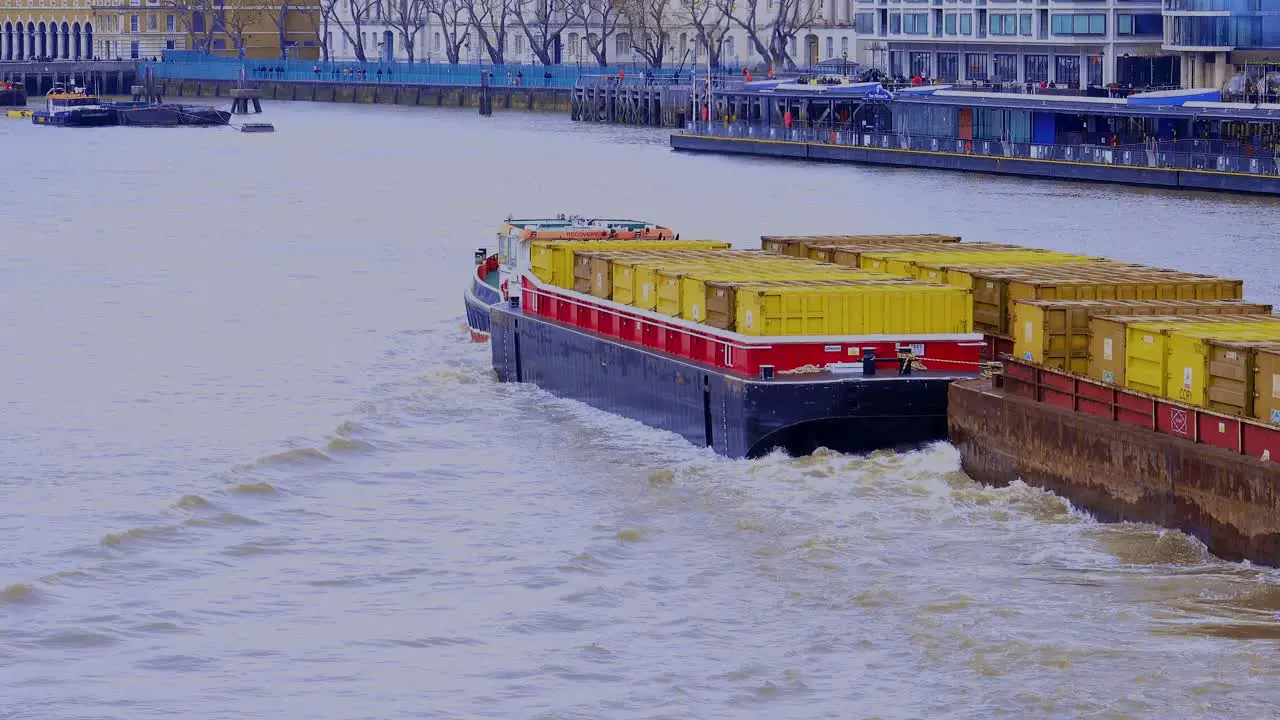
[683,121,1280,177]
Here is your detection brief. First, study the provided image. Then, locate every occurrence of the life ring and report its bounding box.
[964,140,973,154]
[500,279,510,300]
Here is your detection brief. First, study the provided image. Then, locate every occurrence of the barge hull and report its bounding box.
[948,379,1280,565]
[671,134,1280,196]
[491,303,967,459]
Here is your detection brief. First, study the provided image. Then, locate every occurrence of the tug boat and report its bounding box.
[32,84,115,127]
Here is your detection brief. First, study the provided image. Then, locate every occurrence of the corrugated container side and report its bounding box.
[1088,315,1199,386]
[1204,340,1257,416]
[678,271,890,322]
[733,284,971,337]
[1254,345,1280,426]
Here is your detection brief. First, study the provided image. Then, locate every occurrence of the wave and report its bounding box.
[0,582,38,605]
[231,447,332,472]
[226,481,277,495]
[173,494,210,508]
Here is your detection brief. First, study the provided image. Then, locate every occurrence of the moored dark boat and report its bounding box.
[176,105,231,126]
[0,82,26,107]
[112,102,183,127]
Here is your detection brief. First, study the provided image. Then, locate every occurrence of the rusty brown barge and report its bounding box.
[761,235,1280,565]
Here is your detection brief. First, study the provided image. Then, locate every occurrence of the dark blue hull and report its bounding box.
[671,134,1280,196]
[490,303,975,459]
[33,109,117,127]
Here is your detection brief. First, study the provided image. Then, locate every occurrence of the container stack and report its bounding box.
[528,234,976,337]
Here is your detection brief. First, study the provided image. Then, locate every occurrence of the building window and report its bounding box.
[1051,13,1105,36]
[841,36,849,57]
[910,51,930,77]
[959,13,971,35]
[1117,13,1160,36]
[166,14,173,32]
[937,51,959,81]
[989,13,1016,35]
[1019,13,1031,35]
[903,12,928,34]
[1087,55,1103,86]
[993,53,1017,81]
[826,36,833,58]
[944,13,956,34]
[855,11,875,33]
[165,39,174,49]
[1025,54,1048,82]
[129,13,137,32]
[615,33,629,55]
[129,39,139,57]
[1055,55,1080,85]
[513,34,522,55]
[889,12,901,34]
[147,14,156,30]
[965,52,987,80]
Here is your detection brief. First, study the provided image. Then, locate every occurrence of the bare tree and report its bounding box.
[306,0,331,60]
[162,0,220,53]
[388,0,429,61]
[569,0,621,66]
[676,0,729,68]
[462,0,513,64]
[220,0,268,58]
[768,0,817,69]
[515,0,572,65]
[426,0,469,62]
[325,0,378,60]
[717,0,771,68]
[619,0,674,68]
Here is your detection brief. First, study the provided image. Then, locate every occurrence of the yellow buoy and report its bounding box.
[6,109,33,119]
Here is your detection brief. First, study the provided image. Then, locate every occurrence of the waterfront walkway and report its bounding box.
[148,52,708,90]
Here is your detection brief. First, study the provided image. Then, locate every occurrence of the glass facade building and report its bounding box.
[1165,0,1280,49]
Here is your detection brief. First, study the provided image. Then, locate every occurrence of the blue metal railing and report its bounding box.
[148,50,728,88]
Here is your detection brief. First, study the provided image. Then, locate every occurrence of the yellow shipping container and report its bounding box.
[733,283,972,337]
[761,233,960,256]
[612,253,855,311]
[1124,317,1280,397]
[1088,315,1262,386]
[659,267,884,318]
[1254,344,1280,426]
[530,239,731,288]
[940,266,1244,335]
[1149,322,1280,409]
[1012,299,1273,372]
[859,249,1098,277]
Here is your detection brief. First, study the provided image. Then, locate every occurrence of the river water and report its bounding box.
[3,102,1280,719]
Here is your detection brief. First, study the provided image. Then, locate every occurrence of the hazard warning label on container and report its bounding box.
[1183,367,1193,390]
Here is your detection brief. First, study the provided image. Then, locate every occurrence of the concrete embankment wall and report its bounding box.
[159,79,572,113]
[948,378,1280,565]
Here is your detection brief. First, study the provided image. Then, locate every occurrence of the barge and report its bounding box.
[475,222,986,458]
